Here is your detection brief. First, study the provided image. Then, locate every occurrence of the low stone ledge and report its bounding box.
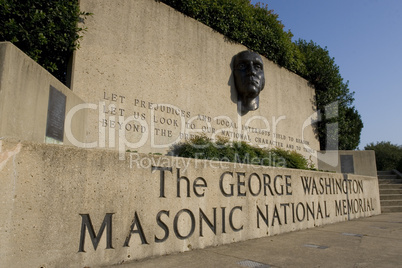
[0,139,380,267]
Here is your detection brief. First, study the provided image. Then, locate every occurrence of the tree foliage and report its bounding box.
[364,141,402,171]
[397,158,402,173]
[160,0,363,150]
[0,0,90,84]
[295,40,363,150]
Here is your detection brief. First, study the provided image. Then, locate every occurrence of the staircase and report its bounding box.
[378,170,402,213]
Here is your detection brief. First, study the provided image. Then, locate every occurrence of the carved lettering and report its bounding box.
[78,213,114,252]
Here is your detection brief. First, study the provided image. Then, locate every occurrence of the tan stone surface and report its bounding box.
[71,0,319,163]
[0,42,87,145]
[318,150,378,177]
[112,213,402,268]
[0,139,380,267]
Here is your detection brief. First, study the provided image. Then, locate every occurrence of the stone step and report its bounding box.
[380,189,402,195]
[378,171,402,213]
[378,170,394,175]
[378,178,402,184]
[380,194,402,200]
[381,200,402,206]
[378,174,399,181]
[379,184,402,189]
[381,206,402,213]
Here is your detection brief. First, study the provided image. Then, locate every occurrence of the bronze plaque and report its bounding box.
[340,155,354,174]
[46,86,66,142]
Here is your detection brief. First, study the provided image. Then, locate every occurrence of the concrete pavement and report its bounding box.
[107,213,402,268]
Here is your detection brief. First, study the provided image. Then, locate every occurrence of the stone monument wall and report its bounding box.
[318,150,378,177]
[70,0,319,163]
[0,139,380,267]
[0,42,87,145]
[0,2,379,267]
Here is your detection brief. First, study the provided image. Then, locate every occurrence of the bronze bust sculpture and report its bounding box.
[233,51,265,113]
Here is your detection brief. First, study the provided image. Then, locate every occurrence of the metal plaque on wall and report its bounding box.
[46,86,66,142]
[340,155,355,174]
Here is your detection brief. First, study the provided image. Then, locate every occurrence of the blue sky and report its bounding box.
[250,0,402,149]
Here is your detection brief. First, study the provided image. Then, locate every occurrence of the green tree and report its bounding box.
[365,141,402,171]
[397,158,402,173]
[0,0,90,84]
[296,40,363,150]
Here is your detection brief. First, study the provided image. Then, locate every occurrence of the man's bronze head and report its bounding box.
[233,50,265,113]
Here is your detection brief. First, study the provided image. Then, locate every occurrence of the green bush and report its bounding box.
[271,148,310,170]
[365,141,402,171]
[397,158,402,173]
[295,40,363,150]
[0,0,91,84]
[170,135,314,170]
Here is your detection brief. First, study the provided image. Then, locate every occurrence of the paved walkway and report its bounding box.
[108,213,402,268]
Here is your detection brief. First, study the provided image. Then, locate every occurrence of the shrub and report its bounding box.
[271,148,310,170]
[397,158,402,173]
[0,0,91,84]
[365,141,402,171]
[170,135,313,170]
